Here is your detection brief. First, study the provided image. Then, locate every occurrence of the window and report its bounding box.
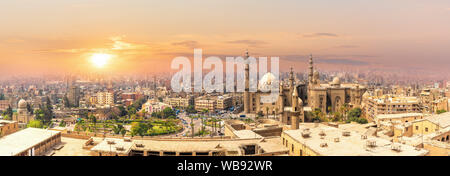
[425,127,428,132]
[415,126,419,130]
[300,149,303,156]
[291,144,294,152]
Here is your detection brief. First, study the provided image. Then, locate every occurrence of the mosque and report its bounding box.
[242,52,366,129]
[13,99,35,125]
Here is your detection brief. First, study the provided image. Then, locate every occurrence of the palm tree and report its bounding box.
[201,109,209,137]
[189,116,196,138]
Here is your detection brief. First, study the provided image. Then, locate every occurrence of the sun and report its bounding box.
[90,53,112,68]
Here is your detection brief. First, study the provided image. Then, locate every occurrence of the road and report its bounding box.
[173,112,231,137]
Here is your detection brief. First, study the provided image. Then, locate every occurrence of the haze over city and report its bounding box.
[1,0,449,79]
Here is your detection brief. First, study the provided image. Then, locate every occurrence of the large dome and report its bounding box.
[258,72,277,91]
[18,99,27,109]
[331,76,341,85]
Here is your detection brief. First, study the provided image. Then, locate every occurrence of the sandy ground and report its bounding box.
[53,137,93,156]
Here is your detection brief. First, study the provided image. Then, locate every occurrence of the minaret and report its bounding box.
[308,54,314,84]
[292,87,299,111]
[289,66,295,87]
[291,88,300,130]
[243,50,250,114]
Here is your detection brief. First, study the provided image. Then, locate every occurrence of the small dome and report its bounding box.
[331,76,341,85]
[258,72,277,90]
[18,99,27,109]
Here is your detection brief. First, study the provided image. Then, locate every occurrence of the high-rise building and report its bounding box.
[67,86,80,107]
[97,91,115,106]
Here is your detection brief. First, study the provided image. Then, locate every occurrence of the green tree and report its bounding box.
[120,128,127,137]
[130,122,150,138]
[437,109,447,114]
[162,107,176,119]
[186,105,197,114]
[112,124,124,134]
[348,108,362,119]
[28,120,43,128]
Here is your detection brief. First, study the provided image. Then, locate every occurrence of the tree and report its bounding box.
[162,107,176,119]
[120,128,127,137]
[28,120,43,128]
[4,105,13,118]
[189,116,196,138]
[201,109,209,137]
[112,124,124,134]
[186,105,197,114]
[437,109,447,114]
[26,103,33,113]
[59,120,66,127]
[2,114,11,120]
[312,108,325,122]
[348,108,362,119]
[117,106,128,117]
[130,122,149,138]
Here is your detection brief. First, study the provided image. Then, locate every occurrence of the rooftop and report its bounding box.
[0,128,61,156]
[91,137,287,155]
[376,113,424,120]
[415,112,450,128]
[283,123,428,156]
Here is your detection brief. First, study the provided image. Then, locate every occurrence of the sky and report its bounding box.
[0,0,449,78]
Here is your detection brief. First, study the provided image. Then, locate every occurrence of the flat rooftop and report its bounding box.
[419,112,450,128]
[91,137,287,155]
[90,137,134,155]
[0,128,61,156]
[376,113,424,120]
[283,124,429,156]
[233,130,263,139]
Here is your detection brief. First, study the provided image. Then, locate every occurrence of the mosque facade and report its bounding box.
[243,53,366,128]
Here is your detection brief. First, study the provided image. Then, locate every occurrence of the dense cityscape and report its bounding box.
[0,53,449,156]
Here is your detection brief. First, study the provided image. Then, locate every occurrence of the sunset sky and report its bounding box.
[0,0,449,78]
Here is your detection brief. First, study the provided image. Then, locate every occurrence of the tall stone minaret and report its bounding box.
[308,54,314,85]
[291,87,300,130]
[289,66,295,87]
[243,50,250,114]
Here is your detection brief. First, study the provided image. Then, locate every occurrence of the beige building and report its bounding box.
[97,91,115,106]
[374,113,424,125]
[166,96,194,108]
[12,99,34,124]
[281,123,429,156]
[306,56,366,114]
[411,112,450,135]
[216,95,233,110]
[0,100,10,111]
[0,120,19,137]
[243,54,364,128]
[142,100,172,113]
[89,137,288,156]
[363,94,421,122]
[195,98,216,111]
[0,128,61,156]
